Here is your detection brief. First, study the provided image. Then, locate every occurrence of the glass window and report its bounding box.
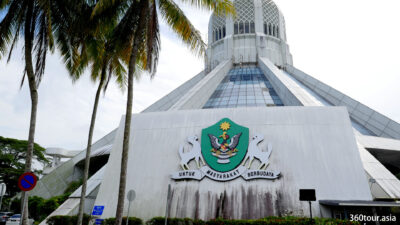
[269,24,272,36]
[219,28,222,40]
[223,26,226,37]
[234,23,238,34]
[250,22,255,33]
[203,66,283,109]
[239,22,244,34]
[272,25,275,37]
[245,22,249,33]
[238,99,246,104]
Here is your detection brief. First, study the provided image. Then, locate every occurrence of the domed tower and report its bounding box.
[206,0,293,71]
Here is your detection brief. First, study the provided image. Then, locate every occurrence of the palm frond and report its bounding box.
[178,0,235,16]
[0,0,10,9]
[144,0,160,77]
[0,0,24,59]
[109,1,141,53]
[33,10,49,86]
[158,0,206,56]
[6,18,21,62]
[92,0,124,18]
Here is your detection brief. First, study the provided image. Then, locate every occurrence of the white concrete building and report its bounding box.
[35,0,400,223]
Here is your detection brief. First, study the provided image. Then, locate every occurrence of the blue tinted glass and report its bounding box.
[203,66,284,108]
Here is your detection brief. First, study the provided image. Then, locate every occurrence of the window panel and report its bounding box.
[203,66,284,109]
[239,22,244,34]
[250,22,255,33]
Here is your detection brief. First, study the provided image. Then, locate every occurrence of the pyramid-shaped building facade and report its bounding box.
[33,0,400,223]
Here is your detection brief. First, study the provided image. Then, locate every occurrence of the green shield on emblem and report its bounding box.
[201,118,249,172]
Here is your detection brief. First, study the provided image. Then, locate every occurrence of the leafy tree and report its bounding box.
[53,2,130,224]
[10,180,81,222]
[0,1,73,224]
[93,0,235,224]
[0,136,49,199]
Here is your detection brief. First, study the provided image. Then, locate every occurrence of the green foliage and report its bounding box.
[9,193,72,223]
[104,217,143,225]
[10,197,21,213]
[46,215,91,225]
[46,216,142,225]
[147,217,204,225]
[45,216,359,225]
[0,136,49,199]
[146,217,360,225]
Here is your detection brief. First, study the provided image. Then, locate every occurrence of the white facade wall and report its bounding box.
[94,107,372,221]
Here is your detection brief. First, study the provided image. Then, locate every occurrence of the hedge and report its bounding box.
[104,217,143,225]
[47,215,359,225]
[147,217,360,225]
[147,217,205,225]
[46,215,91,225]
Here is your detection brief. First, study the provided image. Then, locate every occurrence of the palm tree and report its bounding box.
[75,39,129,225]
[0,1,68,224]
[51,2,131,224]
[93,0,235,224]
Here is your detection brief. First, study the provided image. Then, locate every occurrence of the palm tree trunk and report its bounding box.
[114,1,148,225]
[22,2,36,225]
[77,67,107,225]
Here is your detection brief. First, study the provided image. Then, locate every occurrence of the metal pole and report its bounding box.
[309,201,312,224]
[164,184,171,225]
[20,192,28,225]
[126,200,131,225]
[0,184,4,210]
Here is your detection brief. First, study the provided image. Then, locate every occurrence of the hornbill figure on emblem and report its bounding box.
[208,132,242,163]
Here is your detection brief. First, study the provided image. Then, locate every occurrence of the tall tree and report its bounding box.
[75,42,128,225]
[0,1,55,224]
[0,1,78,223]
[59,3,130,224]
[93,0,235,224]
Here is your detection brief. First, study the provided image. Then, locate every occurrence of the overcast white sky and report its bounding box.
[0,0,399,150]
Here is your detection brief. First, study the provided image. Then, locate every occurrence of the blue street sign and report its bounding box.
[92,205,105,216]
[18,172,37,191]
[95,219,104,224]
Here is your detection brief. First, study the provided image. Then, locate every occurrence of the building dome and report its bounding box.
[206,0,292,71]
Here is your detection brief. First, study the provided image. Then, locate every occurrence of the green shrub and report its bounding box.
[147,217,204,225]
[104,217,143,225]
[10,197,21,213]
[46,215,91,225]
[28,196,46,221]
[146,217,359,225]
[46,215,359,225]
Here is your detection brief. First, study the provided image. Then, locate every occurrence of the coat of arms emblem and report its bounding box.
[202,118,249,171]
[171,118,280,181]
